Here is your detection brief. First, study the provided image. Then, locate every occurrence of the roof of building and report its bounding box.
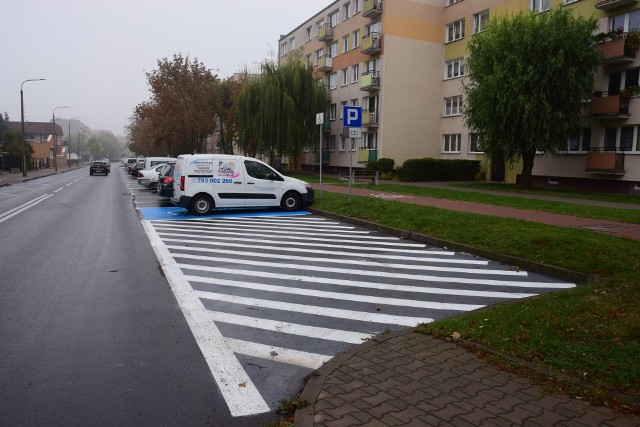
[5,121,64,136]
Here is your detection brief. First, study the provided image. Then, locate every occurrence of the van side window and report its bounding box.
[245,160,277,180]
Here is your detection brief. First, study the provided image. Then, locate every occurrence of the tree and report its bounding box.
[463,8,601,188]
[215,75,247,154]
[235,57,329,167]
[127,54,221,156]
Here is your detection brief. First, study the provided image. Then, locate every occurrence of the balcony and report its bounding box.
[591,92,630,119]
[317,56,333,72]
[362,110,379,127]
[585,149,625,175]
[595,36,636,65]
[360,71,380,91]
[361,33,382,55]
[318,23,333,42]
[363,0,383,18]
[595,0,638,10]
[358,149,378,163]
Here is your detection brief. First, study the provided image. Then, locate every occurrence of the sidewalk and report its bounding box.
[0,166,80,187]
[296,183,640,426]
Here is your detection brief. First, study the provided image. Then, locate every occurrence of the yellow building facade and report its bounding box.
[279,0,640,194]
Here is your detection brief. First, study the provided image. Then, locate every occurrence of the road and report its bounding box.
[0,166,576,425]
[0,167,234,425]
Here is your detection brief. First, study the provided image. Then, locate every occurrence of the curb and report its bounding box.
[308,207,594,285]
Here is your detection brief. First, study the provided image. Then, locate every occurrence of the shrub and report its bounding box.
[397,158,481,182]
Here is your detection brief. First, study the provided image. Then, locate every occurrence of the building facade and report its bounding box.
[278,0,640,195]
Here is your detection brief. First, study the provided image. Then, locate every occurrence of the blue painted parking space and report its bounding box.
[138,207,311,221]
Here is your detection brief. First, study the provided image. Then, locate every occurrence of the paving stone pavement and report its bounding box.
[295,329,640,426]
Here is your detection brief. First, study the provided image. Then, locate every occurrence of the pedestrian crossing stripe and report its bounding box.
[138,206,311,221]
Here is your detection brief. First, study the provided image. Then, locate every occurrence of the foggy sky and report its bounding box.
[1,0,334,136]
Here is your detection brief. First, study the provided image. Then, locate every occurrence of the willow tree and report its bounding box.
[463,8,601,188]
[235,57,329,166]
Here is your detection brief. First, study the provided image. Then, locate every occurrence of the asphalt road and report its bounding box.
[0,167,242,426]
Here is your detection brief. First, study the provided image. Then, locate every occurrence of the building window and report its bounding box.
[343,2,351,20]
[446,0,462,5]
[340,101,347,119]
[289,37,296,51]
[446,19,465,43]
[330,104,337,120]
[351,98,359,106]
[305,54,311,67]
[443,134,462,153]
[340,135,347,151]
[329,73,337,90]
[530,0,550,13]
[445,58,464,79]
[353,0,361,13]
[341,68,349,86]
[353,29,360,49]
[315,49,324,65]
[305,26,312,42]
[315,19,324,36]
[604,126,638,151]
[328,41,338,58]
[364,132,377,150]
[352,64,360,83]
[469,133,484,153]
[473,10,489,34]
[621,127,635,151]
[342,35,349,53]
[329,10,339,27]
[567,128,591,152]
[444,96,463,116]
[280,41,287,57]
[610,10,640,32]
[328,135,336,151]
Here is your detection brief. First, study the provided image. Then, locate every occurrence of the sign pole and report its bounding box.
[349,138,353,203]
[316,112,324,197]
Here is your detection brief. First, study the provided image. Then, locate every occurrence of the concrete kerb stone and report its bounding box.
[308,207,595,285]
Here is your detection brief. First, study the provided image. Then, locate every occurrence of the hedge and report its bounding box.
[397,158,481,182]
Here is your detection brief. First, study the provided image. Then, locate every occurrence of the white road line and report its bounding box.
[223,338,331,370]
[207,311,371,344]
[173,252,527,277]
[161,237,483,264]
[53,188,64,193]
[188,276,483,311]
[153,224,431,247]
[65,183,73,187]
[0,194,53,224]
[194,290,432,326]
[142,220,270,417]
[153,221,374,236]
[179,263,574,290]
[190,218,356,230]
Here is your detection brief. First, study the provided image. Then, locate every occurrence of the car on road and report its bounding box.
[157,164,175,197]
[129,160,146,177]
[137,163,168,188]
[89,161,109,176]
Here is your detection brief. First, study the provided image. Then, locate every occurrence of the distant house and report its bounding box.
[5,121,64,169]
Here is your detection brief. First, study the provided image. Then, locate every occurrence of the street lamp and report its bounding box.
[52,106,68,172]
[20,78,46,177]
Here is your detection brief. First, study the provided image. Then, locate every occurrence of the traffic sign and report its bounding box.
[316,113,324,125]
[343,106,362,127]
[343,127,362,139]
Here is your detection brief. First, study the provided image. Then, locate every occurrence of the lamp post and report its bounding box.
[20,78,46,177]
[52,106,68,172]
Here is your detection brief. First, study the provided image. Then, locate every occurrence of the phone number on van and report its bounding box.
[192,178,233,184]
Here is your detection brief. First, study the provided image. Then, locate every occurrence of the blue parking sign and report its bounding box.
[343,106,362,127]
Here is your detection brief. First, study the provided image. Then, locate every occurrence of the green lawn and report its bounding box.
[311,190,640,413]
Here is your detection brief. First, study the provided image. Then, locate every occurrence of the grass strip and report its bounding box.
[313,191,640,410]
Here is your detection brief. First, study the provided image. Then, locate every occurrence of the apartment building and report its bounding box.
[279,0,640,194]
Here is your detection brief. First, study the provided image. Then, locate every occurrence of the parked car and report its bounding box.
[155,163,174,193]
[137,163,168,188]
[129,160,146,177]
[89,160,109,176]
[171,154,313,214]
[100,158,111,173]
[126,158,141,172]
[157,164,175,197]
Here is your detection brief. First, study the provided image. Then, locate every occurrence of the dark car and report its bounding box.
[157,164,175,197]
[89,161,109,176]
[129,160,146,177]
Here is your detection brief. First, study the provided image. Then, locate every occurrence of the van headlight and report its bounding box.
[304,182,311,189]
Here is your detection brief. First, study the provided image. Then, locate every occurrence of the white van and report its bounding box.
[171,154,314,215]
[143,157,176,170]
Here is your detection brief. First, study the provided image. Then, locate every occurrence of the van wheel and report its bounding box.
[281,192,301,212]
[190,194,213,215]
